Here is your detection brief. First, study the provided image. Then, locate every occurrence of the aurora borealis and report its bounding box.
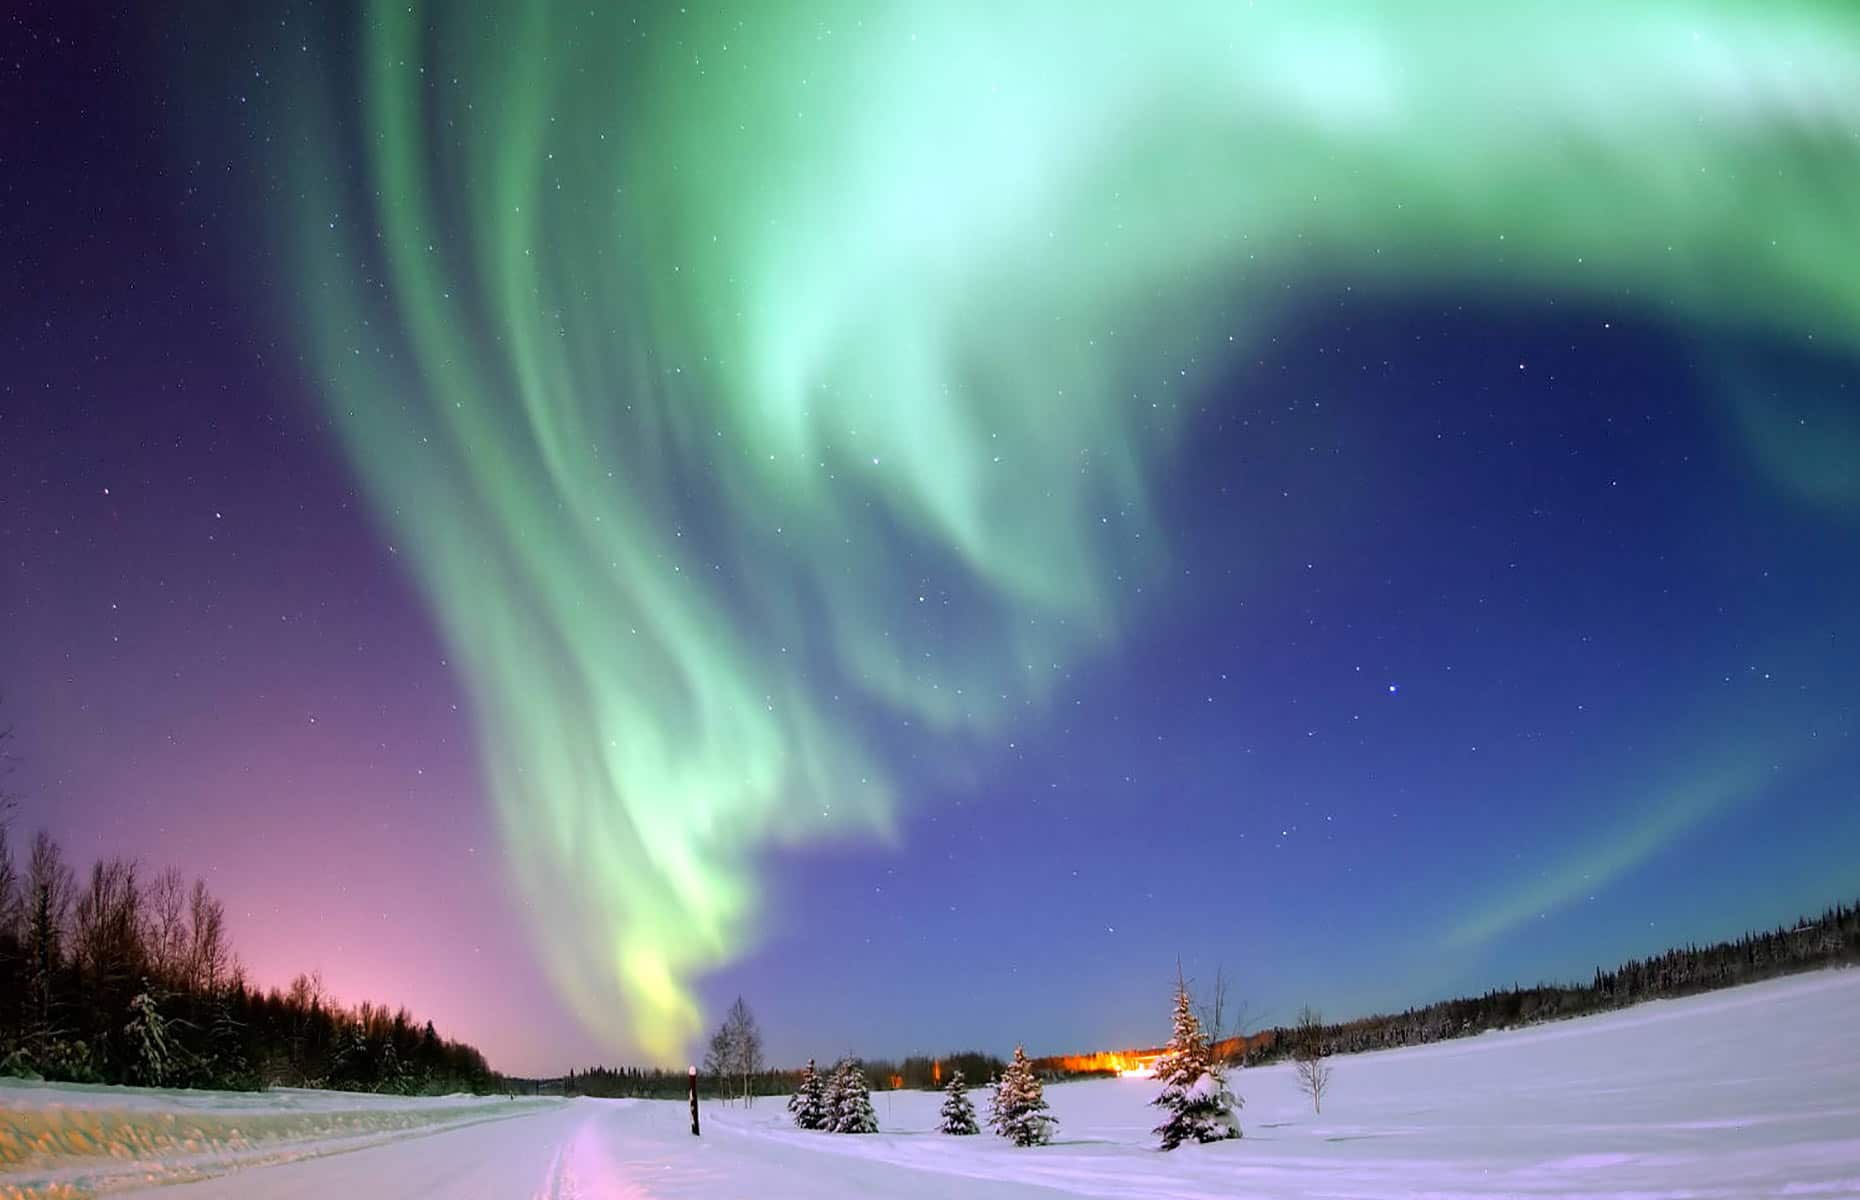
[4,1,1858,1072]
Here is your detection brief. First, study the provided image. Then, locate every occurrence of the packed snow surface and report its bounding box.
[3,970,1856,1198]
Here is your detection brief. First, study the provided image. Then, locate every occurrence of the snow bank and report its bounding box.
[0,1082,557,1197]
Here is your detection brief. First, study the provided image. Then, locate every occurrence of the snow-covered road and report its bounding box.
[100,1096,1059,1200]
[6,970,1858,1198]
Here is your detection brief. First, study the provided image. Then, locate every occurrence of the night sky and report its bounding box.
[4,3,1857,1076]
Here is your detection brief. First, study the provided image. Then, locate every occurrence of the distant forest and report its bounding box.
[1235,899,1860,1067]
[563,1051,1012,1101]
[0,825,496,1094]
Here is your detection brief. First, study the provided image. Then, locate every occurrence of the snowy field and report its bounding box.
[2,970,1856,1198]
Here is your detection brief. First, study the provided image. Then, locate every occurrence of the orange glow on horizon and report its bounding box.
[1042,1032,1265,1079]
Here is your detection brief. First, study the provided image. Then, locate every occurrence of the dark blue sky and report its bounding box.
[3,4,1856,1074]
[744,290,1860,1059]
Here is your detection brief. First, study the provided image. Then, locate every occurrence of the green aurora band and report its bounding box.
[268,1,1860,1059]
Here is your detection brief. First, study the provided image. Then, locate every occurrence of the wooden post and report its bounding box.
[688,1065,700,1136]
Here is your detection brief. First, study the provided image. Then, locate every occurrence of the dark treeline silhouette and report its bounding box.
[891,1051,1008,1091]
[565,1050,1011,1099]
[0,827,497,1094]
[568,1064,795,1100]
[1244,900,1860,1065]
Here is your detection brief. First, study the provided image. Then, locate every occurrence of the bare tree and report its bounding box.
[72,857,144,987]
[0,710,17,823]
[286,970,326,1083]
[726,997,764,1108]
[703,997,765,1106]
[703,1013,740,1104]
[72,857,147,1067]
[1196,966,1252,1066]
[0,824,18,945]
[0,716,17,942]
[146,867,189,987]
[287,969,325,1012]
[22,832,74,1041]
[187,878,228,995]
[1293,1006,1332,1115]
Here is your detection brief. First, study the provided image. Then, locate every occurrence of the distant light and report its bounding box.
[1387,683,1400,695]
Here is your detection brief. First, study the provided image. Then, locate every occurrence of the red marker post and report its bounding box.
[688,1065,700,1136]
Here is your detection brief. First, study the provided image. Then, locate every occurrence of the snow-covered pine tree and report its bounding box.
[938,1068,979,1135]
[331,1020,374,1091]
[1150,973,1242,1149]
[822,1057,845,1121]
[378,1034,407,1095]
[989,1046,1056,1146]
[827,1057,879,1133]
[124,988,178,1088]
[788,1058,830,1130]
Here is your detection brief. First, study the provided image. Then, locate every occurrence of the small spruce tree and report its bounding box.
[1151,973,1242,1150]
[989,1046,1056,1147]
[827,1056,879,1133]
[823,1058,846,1120]
[788,1058,830,1130]
[124,988,186,1088]
[938,1068,979,1135]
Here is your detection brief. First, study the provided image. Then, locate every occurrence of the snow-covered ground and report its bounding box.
[3,970,1856,1198]
[0,1084,557,1197]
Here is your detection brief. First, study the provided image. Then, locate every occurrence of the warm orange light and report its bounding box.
[1047,1049,1158,1077]
[1043,1032,1257,1080]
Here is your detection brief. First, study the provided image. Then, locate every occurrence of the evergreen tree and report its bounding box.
[124,988,180,1088]
[378,1033,407,1094]
[938,1067,979,1135]
[207,989,252,1090]
[1151,974,1242,1149]
[788,1058,830,1130]
[989,1046,1056,1147]
[826,1056,878,1133]
[331,1020,374,1090]
[417,1019,442,1078]
[822,1058,844,1119]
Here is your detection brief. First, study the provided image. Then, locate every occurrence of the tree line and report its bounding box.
[1244,900,1860,1066]
[0,825,497,1094]
[563,996,1011,1101]
[563,1050,1014,1100]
